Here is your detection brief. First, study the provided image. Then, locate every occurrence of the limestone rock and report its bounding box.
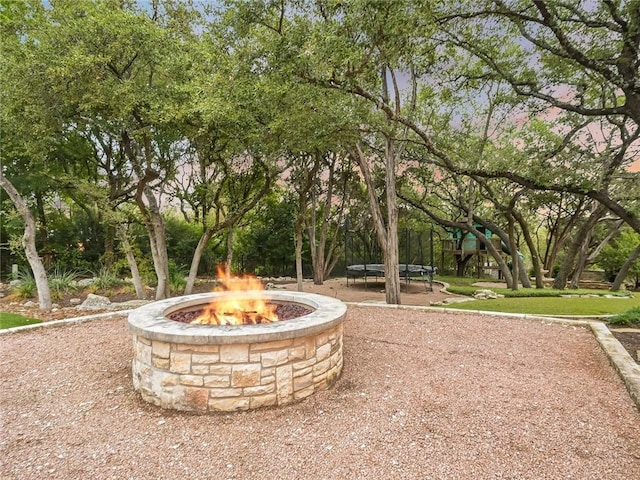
[472,289,504,300]
[78,293,111,310]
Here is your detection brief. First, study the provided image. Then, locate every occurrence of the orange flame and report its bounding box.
[191,265,278,325]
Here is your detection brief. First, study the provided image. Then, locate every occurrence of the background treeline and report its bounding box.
[1,0,639,308]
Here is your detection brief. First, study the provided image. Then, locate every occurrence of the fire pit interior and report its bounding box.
[127,283,347,413]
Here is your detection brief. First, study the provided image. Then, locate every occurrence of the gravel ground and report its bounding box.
[1,306,639,480]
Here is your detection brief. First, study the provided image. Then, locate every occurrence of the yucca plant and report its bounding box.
[48,268,80,300]
[11,269,36,299]
[92,266,122,290]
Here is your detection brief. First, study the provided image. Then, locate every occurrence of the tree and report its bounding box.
[0,173,52,309]
[4,0,202,299]
[438,0,640,236]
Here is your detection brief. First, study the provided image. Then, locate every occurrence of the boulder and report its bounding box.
[473,289,504,300]
[78,293,111,310]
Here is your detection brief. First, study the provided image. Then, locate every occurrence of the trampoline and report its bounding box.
[346,264,437,290]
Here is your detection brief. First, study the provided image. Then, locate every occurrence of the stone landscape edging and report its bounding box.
[0,309,133,335]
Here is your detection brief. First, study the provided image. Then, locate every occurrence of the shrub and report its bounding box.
[169,261,187,294]
[48,268,80,300]
[11,269,36,298]
[608,306,640,327]
[92,266,122,290]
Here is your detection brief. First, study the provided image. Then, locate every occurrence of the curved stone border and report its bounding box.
[348,302,640,411]
[127,291,346,345]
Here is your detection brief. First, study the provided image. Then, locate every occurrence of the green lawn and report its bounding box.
[0,312,41,329]
[431,275,638,315]
[442,295,640,316]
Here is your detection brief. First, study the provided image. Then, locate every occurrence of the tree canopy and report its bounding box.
[2,0,639,308]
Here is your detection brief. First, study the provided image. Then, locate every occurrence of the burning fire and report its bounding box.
[191,266,278,325]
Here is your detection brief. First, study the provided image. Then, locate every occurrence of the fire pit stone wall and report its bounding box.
[128,292,346,413]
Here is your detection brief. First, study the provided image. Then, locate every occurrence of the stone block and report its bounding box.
[180,375,204,386]
[294,385,315,400]
[243,384,275,396]
[191,365,210,375]
[183,387,209,413]
[208,365,232,375]
[209,387,243,398]
[316,343,332,362]
[152,357,170,369]
[293,372,313,391]
[160,373,180,387]
[315,332,330,347]
[288,346,306,361]
[231,364,261,387]
[176,344,219,353]
[293,366,312,378]
[293,357,317,370]
[135,341,152,365]
[276,365,293,402]
[313,358,331,377]
[249,394,277,409]
[169,352,192,374]
[204,375,230,388]
[209,397,250,412]
[152,340,171,358]
[220,344,249,363]
[260,349,289,367]
[192,353,220,365]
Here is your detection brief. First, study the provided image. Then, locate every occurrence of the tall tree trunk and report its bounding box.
[294,220,304,292]
[117,225,145,299]
[225,227,234,274]
[184,229,214,295]
[553,204,606,289]
[611,243,640,291]
[512,210,543,288]
[0,173,52,310]
[350,143,401,304]
[569,230,593,289]
[508,216,519,291]
[123,131,170,300]
[544,198,586,272]
[146,191,171,299]
[456,254,473,277]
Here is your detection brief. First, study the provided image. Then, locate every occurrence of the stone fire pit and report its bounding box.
[127,291,347,413]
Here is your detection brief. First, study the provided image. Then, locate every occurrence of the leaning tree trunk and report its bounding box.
[184,229,214,295]
[0,173,52,310]
[117,225,146,299]
[611,243,640,291]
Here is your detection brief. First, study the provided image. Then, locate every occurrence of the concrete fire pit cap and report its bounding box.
[127,291,347,345]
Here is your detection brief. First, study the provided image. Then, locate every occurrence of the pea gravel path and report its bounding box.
[1,306,639,479]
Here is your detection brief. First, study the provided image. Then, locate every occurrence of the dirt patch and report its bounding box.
[610,330,640,363]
